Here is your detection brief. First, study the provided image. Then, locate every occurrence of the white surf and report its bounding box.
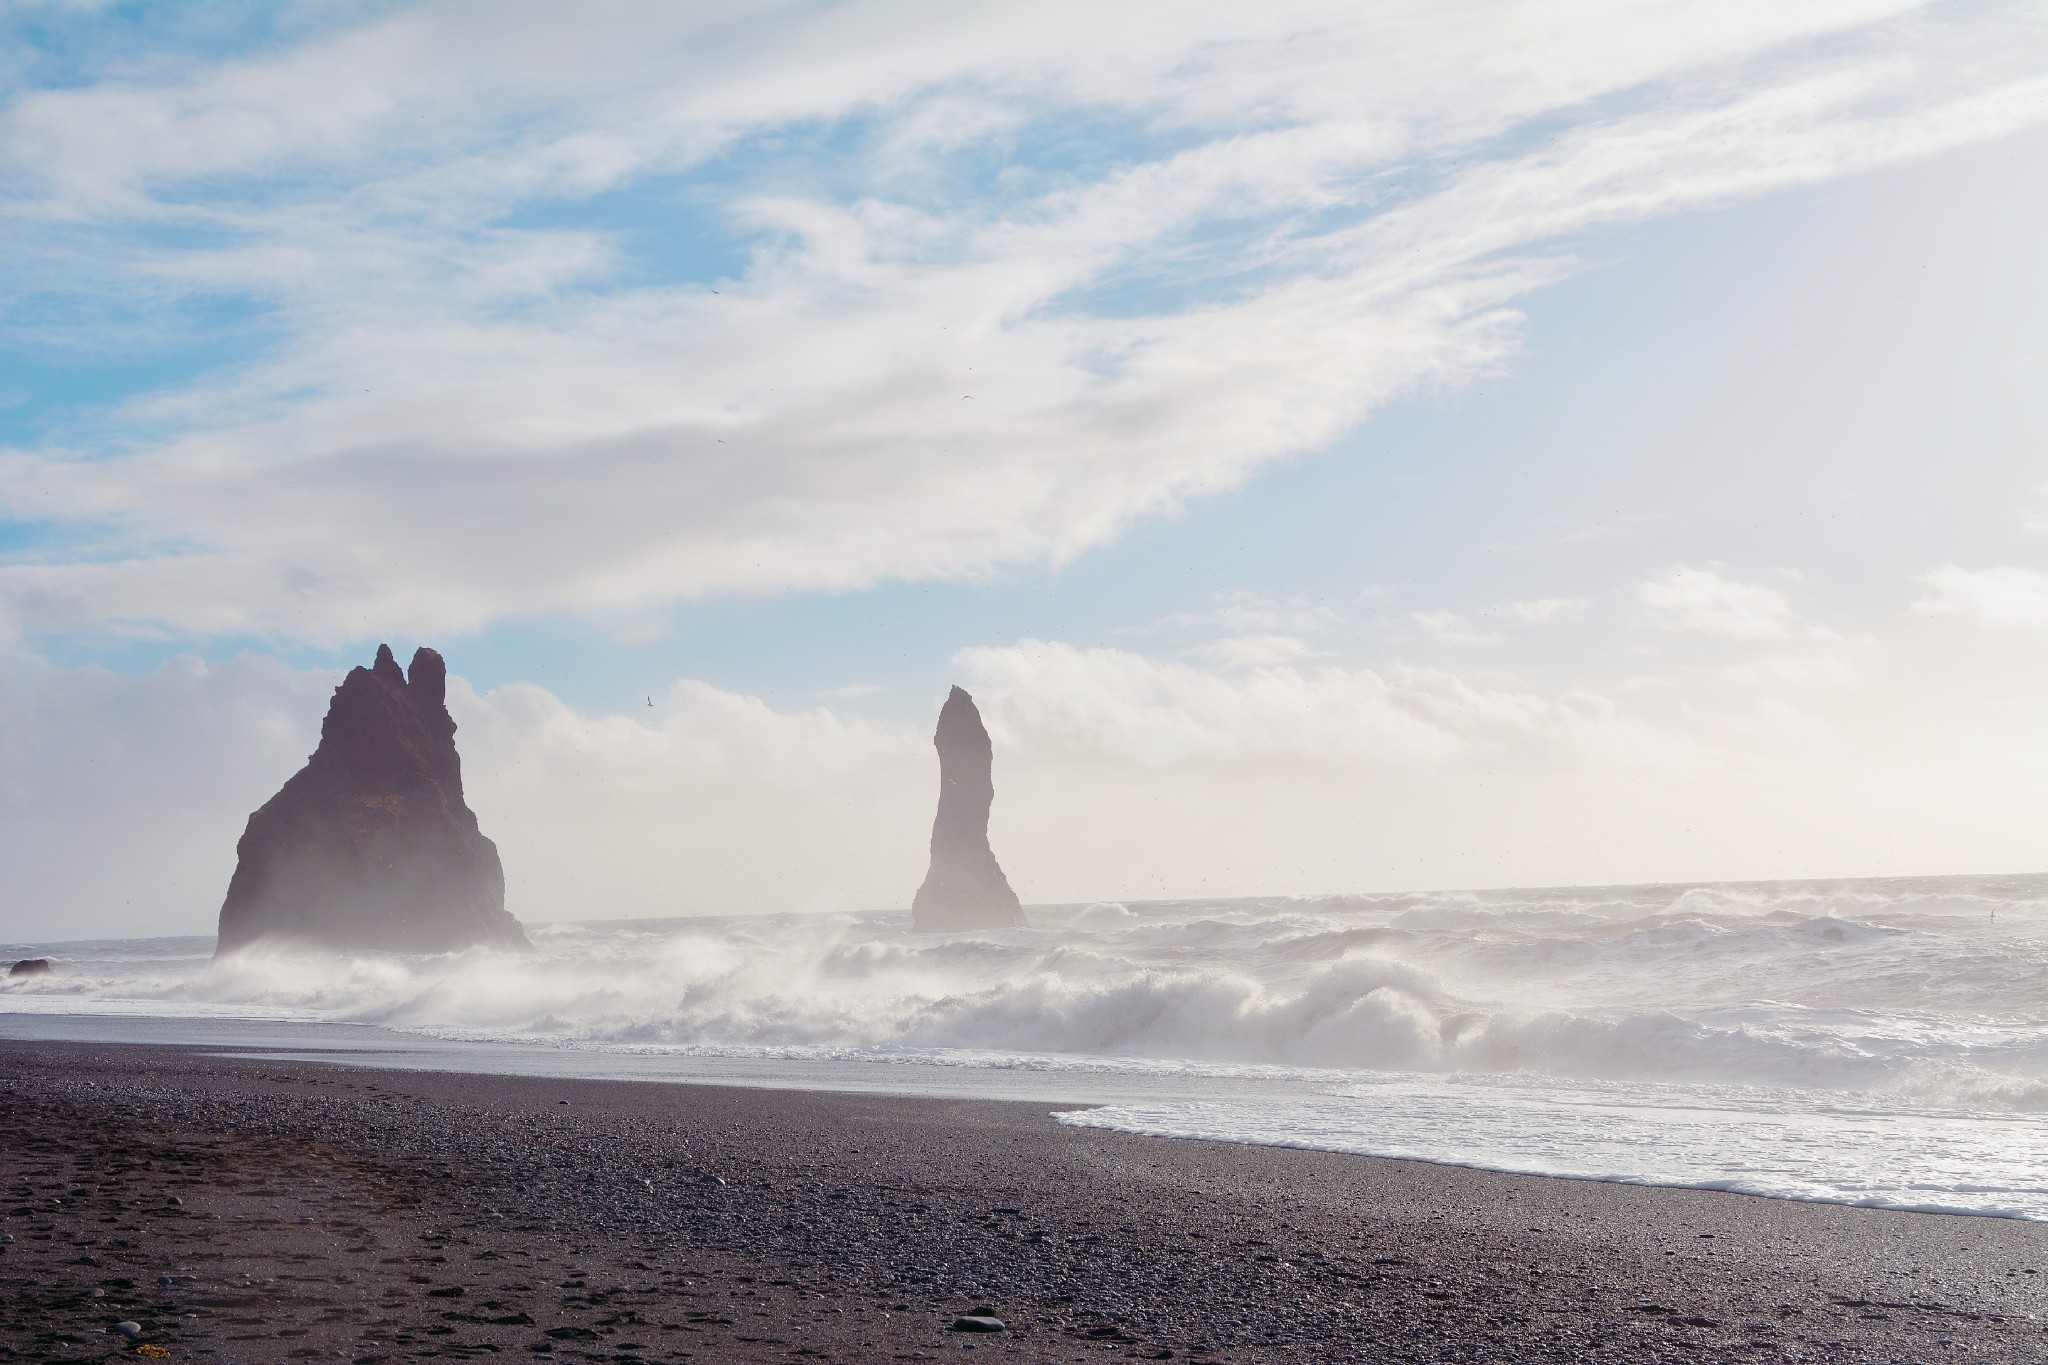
[5,873,2045,1218]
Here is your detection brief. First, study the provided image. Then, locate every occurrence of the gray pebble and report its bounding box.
[112,1321,143,1339]
[951,1315,1006,1332]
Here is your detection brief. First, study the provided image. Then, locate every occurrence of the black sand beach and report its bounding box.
[3,1038,2043,1364]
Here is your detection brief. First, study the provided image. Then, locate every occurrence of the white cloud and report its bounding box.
[1195,633,1318,668]
[1504,596,1587,624]
[1638,566,1800,639]
[0,1,2042,643]
[955,638,1682,771]
[1914,564,2048,628]
[1720,643,1861,690]
[1405,596,1587,639]
[1178,591,1340,665]
[454,676,931,926]
[0,653,335,940]
[1210,593,1342,637]
[1407,610,1497,645]
[2021,481,2048,534]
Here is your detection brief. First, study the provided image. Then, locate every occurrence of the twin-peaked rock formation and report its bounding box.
[216,645,528,955]
[911,686,1028,932]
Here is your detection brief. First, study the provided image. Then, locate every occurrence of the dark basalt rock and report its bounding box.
[910,686,1027,932]
[951,1315,1006,1333]
[215,645,528,955]
[7,958,52,977]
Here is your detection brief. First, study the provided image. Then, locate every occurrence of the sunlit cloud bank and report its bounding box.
[1,0,2043,642]
[0,654,334,937]
[9,560,2048,941]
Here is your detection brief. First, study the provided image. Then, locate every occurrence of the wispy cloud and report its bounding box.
[1407,610,1496,645]
[2020,482,2048,535]
[1638,566,1801,639]
[956,638,1687,771]
[1504,596,1587,625]
[1402,595,1585,643]
[1914,564,2048,628]
[1195,633,1320,668]
[1,1,2043,645]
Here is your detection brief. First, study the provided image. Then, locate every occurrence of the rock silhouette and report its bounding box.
[911,686,1027,931]
[216,645,527,955]
[8,959,52,977]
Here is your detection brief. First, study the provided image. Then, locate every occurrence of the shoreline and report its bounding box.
[10,1010,2039,1228]
[5,1039,2045,1363]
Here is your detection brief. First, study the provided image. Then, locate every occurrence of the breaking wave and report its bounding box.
[7,873,2047,1113]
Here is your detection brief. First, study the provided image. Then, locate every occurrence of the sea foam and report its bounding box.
[5,874,2046,1217]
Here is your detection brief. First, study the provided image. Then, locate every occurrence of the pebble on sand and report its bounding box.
[111,1321,143,1339]
[951,1315,1007,1332]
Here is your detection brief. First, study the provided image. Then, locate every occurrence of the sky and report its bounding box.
[4,0,2048,940]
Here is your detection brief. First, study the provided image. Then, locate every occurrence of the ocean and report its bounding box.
[5,873,2046,1220]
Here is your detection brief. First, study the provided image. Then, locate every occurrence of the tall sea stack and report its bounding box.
[911,686,1027,932]
[216,645,528,955]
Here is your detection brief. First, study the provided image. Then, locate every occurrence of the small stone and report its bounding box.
[951,1315,1006,1333]
[112,1321,143,1339]
[697,1174,725,1187]
[167,1196,183,1206]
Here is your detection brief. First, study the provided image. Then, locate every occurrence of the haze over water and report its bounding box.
[9,872,2046,1220]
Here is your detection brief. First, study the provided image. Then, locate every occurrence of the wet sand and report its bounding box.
[3,1038,2044,1363]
